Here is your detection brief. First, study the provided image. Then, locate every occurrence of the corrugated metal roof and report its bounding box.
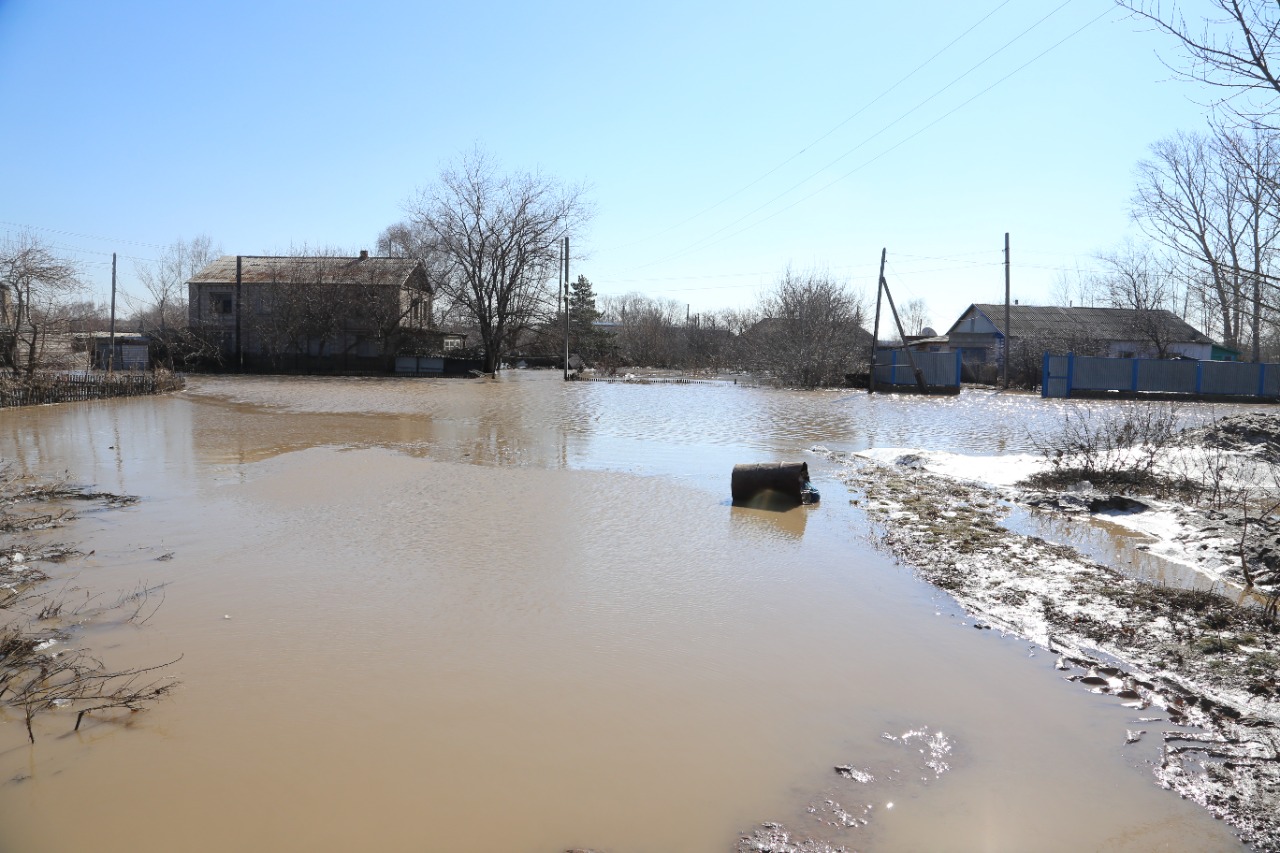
[188,255,424,286]
[951,304,1216,345]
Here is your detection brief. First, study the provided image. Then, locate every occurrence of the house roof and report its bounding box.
[188,255,425,286]
[949,304,1217,345]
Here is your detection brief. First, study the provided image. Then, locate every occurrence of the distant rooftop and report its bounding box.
[188,254,424,285]
[953,304,1216,345]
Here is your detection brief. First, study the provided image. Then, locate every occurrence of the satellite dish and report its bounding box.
[919,326,937,337]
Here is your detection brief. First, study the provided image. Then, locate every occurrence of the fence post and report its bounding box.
[1258,362,1267,399]
[1195,360,1204,395]
[1131,358,1140,393]
[1065,352,1075,399]
[955,350,962,388]
[1041,351,1049,398]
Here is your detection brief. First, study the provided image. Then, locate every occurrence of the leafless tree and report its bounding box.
[598,292,687,367]
[748,268,868,388]
[1051,260,1108,308]
[1091,241,1189,357]
[0,233,83,377]
[1212,123,1280,358]
[131,236,219,338]
[1132,126,1280,355]
[899,298,931,337]
[401,148,591,373]
[1120,0,1280,126]
[245,248,358,364]
[377,222,468,331]
[1006,326,1110,388]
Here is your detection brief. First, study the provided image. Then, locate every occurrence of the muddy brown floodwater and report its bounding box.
[0,374,1265,852]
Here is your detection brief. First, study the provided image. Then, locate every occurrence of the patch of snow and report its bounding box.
[854,447,1047,487]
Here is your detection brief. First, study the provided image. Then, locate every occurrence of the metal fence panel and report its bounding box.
[1265,365,1280,397]
[1136,359,1196,393]
[393,356,444,376]
[872,351,960,388]
[1043,352,1280,399]
[1043,354,1070,398]
[1072,356,1134,391]
[1201,361,1261,396]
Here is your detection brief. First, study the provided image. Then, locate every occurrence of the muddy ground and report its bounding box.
[786,417,1280,852]
[730,414,1280,853]
[0,470,174,747]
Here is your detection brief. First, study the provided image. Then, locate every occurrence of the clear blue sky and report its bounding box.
[0,0,1214,331]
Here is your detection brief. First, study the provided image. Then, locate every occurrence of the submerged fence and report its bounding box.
[0,372,185,408]
[872,350,963,392]
[1042,353,1280,400]
[393,356,487,377]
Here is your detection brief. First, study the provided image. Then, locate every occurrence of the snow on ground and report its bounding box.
[854,447,1047,488]
[851,443,1275,592]
[826,446,1280,849]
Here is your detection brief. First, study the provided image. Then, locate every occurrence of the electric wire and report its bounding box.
[633,0,1089,271]
[605,0,1018,252]
[638,3,1116,270]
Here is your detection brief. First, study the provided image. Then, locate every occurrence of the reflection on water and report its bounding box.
[0,374,1249,852]
[1005,505,1271,609]
[729,502,812,541]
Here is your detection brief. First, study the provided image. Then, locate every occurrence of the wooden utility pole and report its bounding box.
[235,255,244,372]
[1002,232,1010,389]
[880,270,928,394]
[869,249,886,393]
[108,252,117,374]
[562,236,570,380]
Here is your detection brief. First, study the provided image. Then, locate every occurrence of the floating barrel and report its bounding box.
[731,462,819,505]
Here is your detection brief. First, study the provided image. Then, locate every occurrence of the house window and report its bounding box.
[443,337,462,350]
[211,293,233,315]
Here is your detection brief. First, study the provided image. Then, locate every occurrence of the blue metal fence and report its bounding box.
[1042,353,1278,400]
[873,350,963,390]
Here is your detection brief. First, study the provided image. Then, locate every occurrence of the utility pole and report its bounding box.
[869,249,886,393]
[880,269,928,394]
[563,236,570,380]
[235,255,244,373]
[1002,232,1010,389]
[108,252,117,374]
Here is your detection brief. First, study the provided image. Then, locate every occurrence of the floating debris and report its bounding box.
[833,765,873,784]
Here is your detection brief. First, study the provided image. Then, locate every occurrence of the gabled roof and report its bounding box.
[188,255,425,286]
[949,304,1216,345]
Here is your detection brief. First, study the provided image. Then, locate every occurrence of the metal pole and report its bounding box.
[869,248,885,393]
[235,255,244,372]
[108,252,117,374]
[563,236,570,380]
[1002,232,1010,389]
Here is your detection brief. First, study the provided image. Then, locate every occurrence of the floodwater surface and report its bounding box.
[0,374,1257,852]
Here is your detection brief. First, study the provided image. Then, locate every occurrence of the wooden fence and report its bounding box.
[0,372,185,408]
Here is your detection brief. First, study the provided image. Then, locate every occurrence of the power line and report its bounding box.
[0,220,168,250]
[605,0,1018,253]
[641,3,1115,267]
[634,0,1087,270]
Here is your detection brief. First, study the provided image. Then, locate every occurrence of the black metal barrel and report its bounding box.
[731,462,818,505]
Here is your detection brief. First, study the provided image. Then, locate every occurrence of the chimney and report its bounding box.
[358,249,369,260]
